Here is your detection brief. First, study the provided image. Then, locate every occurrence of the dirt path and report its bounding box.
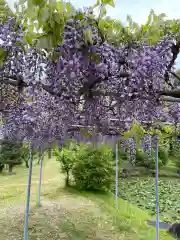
[0,194,129,240]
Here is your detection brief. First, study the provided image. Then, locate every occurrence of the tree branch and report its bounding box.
[170,70,180,82]
[165,41,180,86]
[160,96,180,103]
[79,71,129,96]
[161,89,180,98]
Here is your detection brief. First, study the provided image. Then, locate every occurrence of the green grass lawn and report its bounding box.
[0,156,173,240]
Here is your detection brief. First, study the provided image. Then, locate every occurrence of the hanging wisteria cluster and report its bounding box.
[0,10,179,148]
[168,103,180,124]
[44,14,176,127]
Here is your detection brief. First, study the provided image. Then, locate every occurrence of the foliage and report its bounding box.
[170,142,180,168]
[0,139,23,173]
[117,147,128,162]
[21,144,30,168]
[0,163,4,172]
[21,143,38,167]
[72,143,115,192]
[112,145,128,162]
[0,0,13,20]
[158,147,169,166]
[0,0,180,144]
[174,156,180,169]
[16,0,180,48]
[118,178,180,222]
[136,148,165,170]
[112,145,128,175]
[136,148,152,169]
[0,158,173,240]
[123,121,145,146]
[54,142,79,186]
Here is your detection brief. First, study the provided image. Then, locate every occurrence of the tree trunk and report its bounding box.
[48,147,52,159]
[37,147,44,207]
[168,137,173,156]
[25,160,29,168]
[8,164,13,175]
[24,142,33,240]
[37,147,41,164]
[65,171,69,187]
[0,164,4,173]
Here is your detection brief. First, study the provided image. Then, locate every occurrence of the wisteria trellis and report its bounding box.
[0,7,180,240]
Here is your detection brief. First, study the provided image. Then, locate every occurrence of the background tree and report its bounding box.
[0,139,23,174]
[54,142,78,187]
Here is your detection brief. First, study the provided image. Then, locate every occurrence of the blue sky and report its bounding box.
[8,0,180,68]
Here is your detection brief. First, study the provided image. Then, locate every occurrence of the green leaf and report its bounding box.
[53,12,61,24]
[84,28,93,44]
[80,128,90,139]
[0,118,3,125]
[0,48,5,58]
[65,2,75,15]
[39,6,50,22]
[27,0,33,9]
[88,53,100,64]
[19,0,26,4]
[101,0,115,7]
[49,0,56,7]
[92,0,100,8]
[55,1,65,13]
[32,0,44,6]
[99,4,107,19]
[36,34,53,50]
[49,18,55,28]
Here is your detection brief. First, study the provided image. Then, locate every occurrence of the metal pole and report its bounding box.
[24,142,33,240]
[37,145,44,207]
[115,142,118,209]
[155,136,159,240]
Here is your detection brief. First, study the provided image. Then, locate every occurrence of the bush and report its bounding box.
[172,149,180,169]
[72,143,115,192]
[168,137,178,157]
[54,142,78,186]
[112,146,128,176]
[136,148,146,165]
[136,148,164,170]
[112,146,128,162]
[158,147,169,166]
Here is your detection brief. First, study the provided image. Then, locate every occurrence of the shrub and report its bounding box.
[54,142,78,186]
[174,159,180,169]
[169,137,178,157]
[172,150,180,169]
[112,146,128,176]
[168,140,180,169]
[136,148,146,165]
[72,143,115,192]
[136,148,164,170]
[112,146,128,162]
[158,147,169,166]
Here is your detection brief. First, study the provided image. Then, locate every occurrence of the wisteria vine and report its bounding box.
[0,10,180,149]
